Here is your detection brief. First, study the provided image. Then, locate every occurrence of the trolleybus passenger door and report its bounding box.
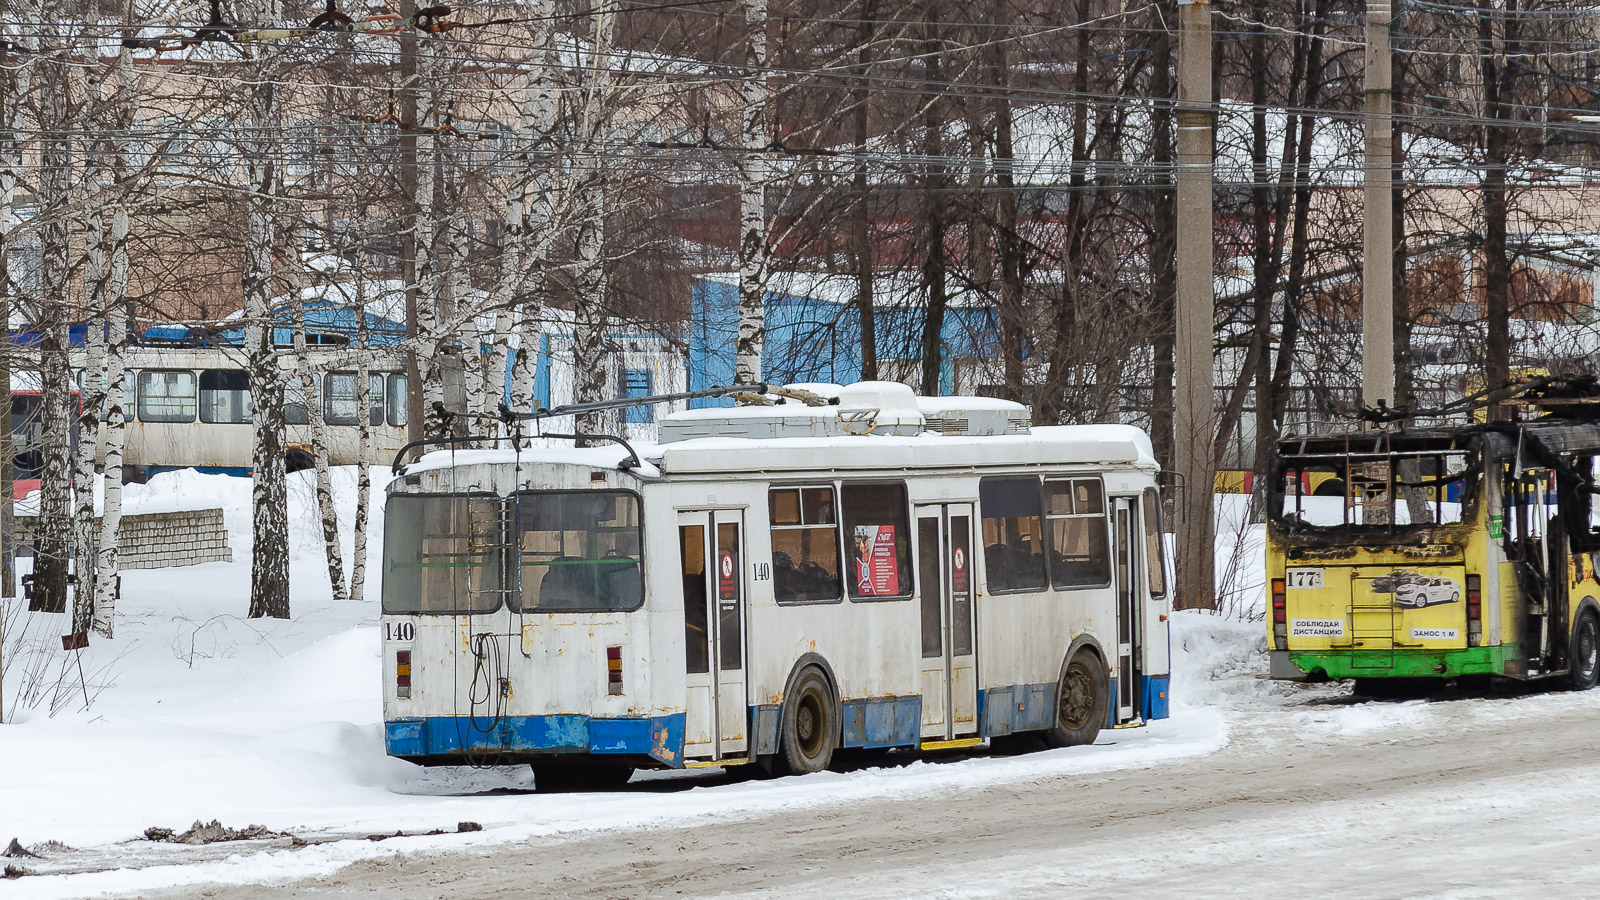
[1112,497,1142,723]
[677,510,749,761]
[916,503,978,742]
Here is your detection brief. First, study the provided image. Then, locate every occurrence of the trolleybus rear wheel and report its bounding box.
[1045,651,1108,748]
[779,666,837,775]
[1569,611,1600,691]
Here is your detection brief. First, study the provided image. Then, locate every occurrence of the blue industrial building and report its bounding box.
[688,275,1001,406]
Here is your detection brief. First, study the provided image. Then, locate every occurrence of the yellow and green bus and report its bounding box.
[1265,420,1600,691]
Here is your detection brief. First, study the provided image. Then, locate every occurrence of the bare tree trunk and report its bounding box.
[919,11,948,397]
[1148,0,1177,470]
[414,41,443,420]
[350,238,373,603]
[94,193,128,637]
[71,193,107,635]
[989,43,1026,405]
[244,69,289,620]
[0,43,28,601]
[508,0,560,418]
[93,47,134,638]
[852,0,877,382]
[32,38,72,616]
[571,3,616,437]
[293,284,346,601]
[1479,0,1513,414]
[734,0,769,385]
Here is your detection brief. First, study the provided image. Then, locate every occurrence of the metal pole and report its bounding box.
[1175,0,1216,611]
[1363,0,1396,409]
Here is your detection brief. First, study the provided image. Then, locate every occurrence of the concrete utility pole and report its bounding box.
[1175,0,1216,611]
[1362,0,1395,409]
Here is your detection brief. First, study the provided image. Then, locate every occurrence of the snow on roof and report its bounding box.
[400,444,662,478]
[652,424,1156,475]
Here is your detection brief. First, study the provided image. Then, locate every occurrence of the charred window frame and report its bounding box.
[1267,435,1484,536]
[1497,442,1600,559]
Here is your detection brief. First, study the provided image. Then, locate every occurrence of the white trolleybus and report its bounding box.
[380,381,1172,787]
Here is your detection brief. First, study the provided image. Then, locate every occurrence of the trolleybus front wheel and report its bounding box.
[1046,651,1108,748]
[779,666,838,775]
[1569,611,1600,691]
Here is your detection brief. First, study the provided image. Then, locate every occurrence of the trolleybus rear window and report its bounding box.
[512,491,644,612]
[382,494,503,614]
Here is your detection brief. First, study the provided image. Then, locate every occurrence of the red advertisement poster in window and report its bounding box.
[852,525,899,595]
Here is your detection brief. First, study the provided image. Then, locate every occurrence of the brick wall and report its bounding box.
[15,508,233,569]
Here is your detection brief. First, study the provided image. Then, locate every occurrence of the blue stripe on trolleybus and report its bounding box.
[839,696,922,748]
[1143,675,1170,721]
[385,714,687,766]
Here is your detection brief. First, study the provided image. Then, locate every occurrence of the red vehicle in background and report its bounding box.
[9,373,80,500]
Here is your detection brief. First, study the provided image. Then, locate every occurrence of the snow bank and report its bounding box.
[1170,611,1269,710]
[0,483,1270,898]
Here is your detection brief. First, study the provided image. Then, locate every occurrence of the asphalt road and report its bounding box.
[148,682,1600,900]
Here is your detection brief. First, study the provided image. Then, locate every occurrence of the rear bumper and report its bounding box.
[385,713,687,767]
[1284,644,1517,680]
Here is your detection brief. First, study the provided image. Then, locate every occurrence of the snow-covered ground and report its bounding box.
[0,479,1517,899]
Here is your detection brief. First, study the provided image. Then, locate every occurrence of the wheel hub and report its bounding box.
[1060,668,1093,730]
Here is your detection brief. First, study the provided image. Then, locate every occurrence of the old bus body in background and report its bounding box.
[1266,418,1600,690]
[379,382,1173,786]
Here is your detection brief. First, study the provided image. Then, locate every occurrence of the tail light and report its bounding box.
[395,649,412,699]
[1466,574,1482,647]
[607,645,623,695]
[1271,578,1288,649]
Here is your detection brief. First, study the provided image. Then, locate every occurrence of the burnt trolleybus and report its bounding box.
[1266,399,1600,690]
[381,382,1172,787]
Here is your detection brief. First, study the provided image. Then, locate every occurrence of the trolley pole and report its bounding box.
[1174,0,1216,611]
[1362,0,1396,409]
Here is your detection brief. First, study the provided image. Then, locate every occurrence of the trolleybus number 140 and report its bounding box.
[384,622,415,642]
[1285,567,1324,590]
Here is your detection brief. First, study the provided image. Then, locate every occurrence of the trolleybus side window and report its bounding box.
[842,482,913,600]
[979,476,1048,593]
[769,486,842,604]
[512,491,644,612]
[284,376,315,426]
[137,370,198,423]
[1044,478,1111,589]
[387,374,408,427]
[324,371,385,426]
[381,494,502,614]
[1142,488,1167,598]
[199,369,251,424]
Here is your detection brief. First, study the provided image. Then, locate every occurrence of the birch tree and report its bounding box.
[291,274,346,601]
[733,0,768,385]
[242,16,290,620]
[30,4,75,616]
[571,2,617,435]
